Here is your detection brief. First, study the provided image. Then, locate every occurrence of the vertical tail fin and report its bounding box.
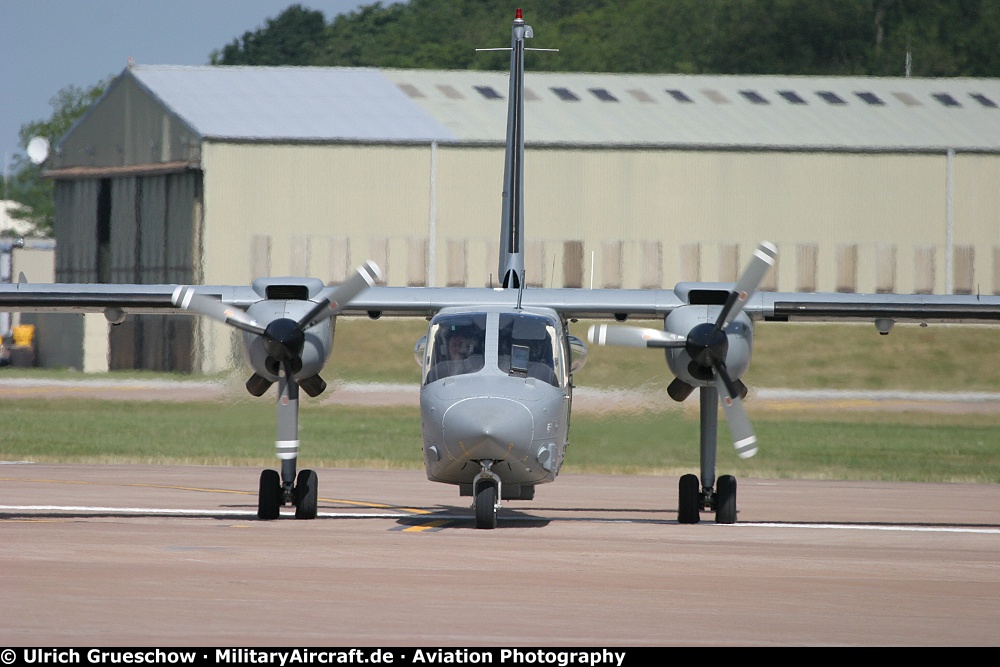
[478,10,555,290]
[498,10,529,289]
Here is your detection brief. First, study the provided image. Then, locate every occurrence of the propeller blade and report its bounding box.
[298,260,382,329]
[171,286,266,336]
[716,241,777,330]
[587,324,687,349]
[713,363,758,459]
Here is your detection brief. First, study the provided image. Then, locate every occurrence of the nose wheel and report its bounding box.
[474,481,498,529]
[472,460,501,529]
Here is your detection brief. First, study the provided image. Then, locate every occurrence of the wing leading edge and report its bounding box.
[4,282,1000,324]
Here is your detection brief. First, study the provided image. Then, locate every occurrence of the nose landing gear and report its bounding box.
[472,460,501,529]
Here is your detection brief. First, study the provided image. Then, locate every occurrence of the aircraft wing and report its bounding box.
[749,290,1000,324]
[0,283,260,314]
[339,286,685,319]
[342,286,1000,324]
[5,282,1000,324]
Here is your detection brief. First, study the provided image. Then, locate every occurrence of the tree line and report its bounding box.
[213,0,1000,77]
[6,0,1000,236]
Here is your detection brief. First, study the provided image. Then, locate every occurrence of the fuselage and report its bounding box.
[417,305,573,497]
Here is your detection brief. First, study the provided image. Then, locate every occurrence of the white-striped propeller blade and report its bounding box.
[713,366,758,458]
[298,260,382,329]
[717,241,778,330]
[587,324,687,349]
[171,286,265,336]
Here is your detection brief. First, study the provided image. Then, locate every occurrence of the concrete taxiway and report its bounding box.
[2,463,999,646]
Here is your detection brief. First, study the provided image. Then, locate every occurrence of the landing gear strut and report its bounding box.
[677,386,740,524]
[256,368,319,520]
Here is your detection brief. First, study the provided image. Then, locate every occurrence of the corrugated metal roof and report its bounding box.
[127,65,1000,152]
[389,70,1000,151]
[129,65,456,143]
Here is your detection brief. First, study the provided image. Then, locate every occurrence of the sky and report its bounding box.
[0,0,392,179]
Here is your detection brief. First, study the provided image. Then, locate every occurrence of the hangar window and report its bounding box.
[590,88,619,102]
[778,90,807,104]
[628,89,656,103]
[397,83,425,98]
[474,85,502,100]
[817,91,846,105]
[666,89,693,103]
[932,93,961,107]
[970,93,997,108]
[892,92,922,106]
[437,84,464,99]
[551,87,580,101]
[739,90,769,104]
[701,89,730,104]
[856,91,884,105]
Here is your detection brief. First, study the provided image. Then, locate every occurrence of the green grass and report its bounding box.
[4,322,1000,484]
[326,319,1000,391]
[6,320,998,391]
[3,399,999,484]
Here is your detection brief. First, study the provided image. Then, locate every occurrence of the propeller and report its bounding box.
[588,324,686,349]
[588,241,776,459]
[170,285,266,336]
[172,260,382,387]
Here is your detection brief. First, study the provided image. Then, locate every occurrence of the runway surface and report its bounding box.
[3,463,999,646]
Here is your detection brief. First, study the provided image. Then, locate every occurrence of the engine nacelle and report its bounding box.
[663,306,753,387]
[241,300,334,382]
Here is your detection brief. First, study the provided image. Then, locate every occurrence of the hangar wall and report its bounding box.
[51,170,201,371]
[50,139,1000,375]
[200,142,999,296]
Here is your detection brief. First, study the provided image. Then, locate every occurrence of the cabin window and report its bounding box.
[497,313,560,387]
[424,313,487,383]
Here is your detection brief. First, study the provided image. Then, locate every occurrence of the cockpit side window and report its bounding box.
[498,313,560,387]
[424,313,487,384]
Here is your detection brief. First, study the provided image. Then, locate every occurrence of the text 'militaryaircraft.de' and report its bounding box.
[4,10,1000,528]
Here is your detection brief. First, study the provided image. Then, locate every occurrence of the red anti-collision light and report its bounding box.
[516,9,522,19]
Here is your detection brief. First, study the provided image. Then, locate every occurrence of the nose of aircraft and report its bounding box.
[441,397,534,461]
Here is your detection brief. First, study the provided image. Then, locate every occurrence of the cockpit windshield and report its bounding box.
[498,313,560,387]
[424,313,487,383]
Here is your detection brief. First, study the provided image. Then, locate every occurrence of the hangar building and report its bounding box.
[42,64,1000,372]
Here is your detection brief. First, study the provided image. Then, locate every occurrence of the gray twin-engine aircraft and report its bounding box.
[4,11,1000,528]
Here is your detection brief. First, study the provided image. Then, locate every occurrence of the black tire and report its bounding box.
[294,469,318,520]
[678,473,701,524]
[258,469,282,520]
[474,481,498,529]
[715,475,737,524]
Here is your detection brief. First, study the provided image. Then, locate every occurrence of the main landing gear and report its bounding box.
[258,468,318,520]
[257,368,319,520]
[677,386,741,524]
[678,473,737,524]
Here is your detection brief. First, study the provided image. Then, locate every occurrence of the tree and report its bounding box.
[5,79,109,237]
[210,4,327,65]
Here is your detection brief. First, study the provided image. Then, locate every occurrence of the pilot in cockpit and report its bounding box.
[447,329,474,363]
[426,323,485,383]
